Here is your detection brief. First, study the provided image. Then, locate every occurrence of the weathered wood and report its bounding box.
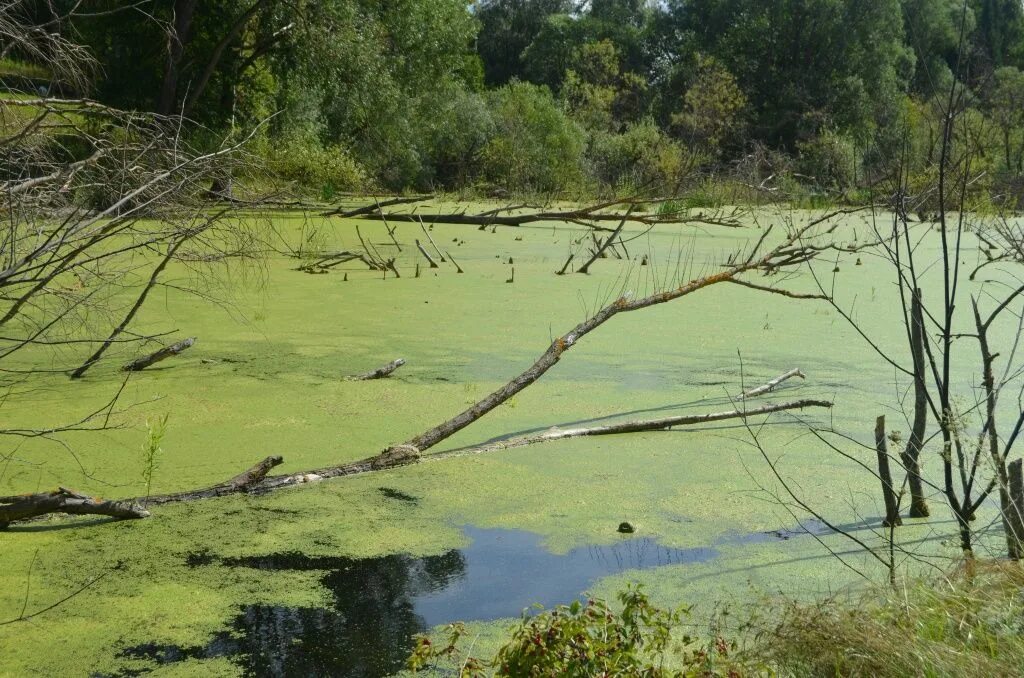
[578,208,631,274]
[875,415,903,528]
[742,368,805,398]
[322,195,431,218]
[903,288,930,517]
[142,455,284,505]
[416,239,439,268]
[357,204,742,229]
[255,399,833,493]
[310,251,381,271]
[0,488,149,528]
[417,216,446,262]
[122,337,196,372]
[438,399,833,457]
[1008,459,1024,560]
[349,358,405,380]
[446,250,464,273]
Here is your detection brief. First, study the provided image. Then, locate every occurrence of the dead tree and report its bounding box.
[875,416,903,527]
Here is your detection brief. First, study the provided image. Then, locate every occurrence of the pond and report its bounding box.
[121,525,720,676]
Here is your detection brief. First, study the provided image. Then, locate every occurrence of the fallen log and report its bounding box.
[322,195,431,218]
[122,337,196,372]
[141,455,284,505]
[0,488,149,528]
[255,399,833,493]
[432,399,833,458]
[355,204,743,229]
[349,358,406,380]
[742,368,805,398]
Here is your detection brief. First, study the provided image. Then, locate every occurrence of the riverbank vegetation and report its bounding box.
[6,1,1024,202]
[5,2,1024,677]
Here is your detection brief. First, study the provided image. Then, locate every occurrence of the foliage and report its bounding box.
[11,0,1024,196]
[795,129,858,191]
[140,414,169,501]
[753,562,1024,677]
[408,585,743,676]
[670,56,747,157]
[259,133,366,197]
[482,82,585,193]
[588,120,698,194]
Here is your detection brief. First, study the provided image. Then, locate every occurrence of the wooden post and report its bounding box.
[1008,459,1024,560]
[875,416,903,527]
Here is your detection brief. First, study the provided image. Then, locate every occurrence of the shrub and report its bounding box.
[265,133,366,197]
[796,129,858,191]
[408,585,744,676]
[587,120,699,194]
[482,81,585,193]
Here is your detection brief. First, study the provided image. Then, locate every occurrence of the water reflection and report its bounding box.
[122,527,717,677]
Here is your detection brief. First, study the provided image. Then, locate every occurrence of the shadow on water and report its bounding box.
[118,526,717,677]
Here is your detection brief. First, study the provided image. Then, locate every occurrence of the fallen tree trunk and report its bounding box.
[432,399,833,457]
[742,368,805,398]
[354,201,744,229]
[322,195,431,218]
[0,488,149,528]
[122,337,196,372]
[141,455,283,505]
[349,358,405,380]
[254,399,833,492]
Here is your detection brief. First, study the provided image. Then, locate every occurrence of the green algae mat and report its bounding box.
[0,204,1010,675]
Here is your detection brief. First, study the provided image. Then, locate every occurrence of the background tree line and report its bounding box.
[4,0,1024,200]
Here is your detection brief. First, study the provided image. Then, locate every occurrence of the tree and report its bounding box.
[989,66,1024,172]
[670,55,747,157]
[475,0,573,86]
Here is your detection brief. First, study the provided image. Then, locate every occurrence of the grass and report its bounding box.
[0,58,49,81]
[748,560,1024,676]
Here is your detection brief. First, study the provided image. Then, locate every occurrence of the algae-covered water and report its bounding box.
[0,203,1014,675]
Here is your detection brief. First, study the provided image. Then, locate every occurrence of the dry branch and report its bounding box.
[438,399,833,457]
[742,368,805,398]
[349,358,406,380]
[122,337,196,372]
[415,240,439,268]
[578,208,631,274]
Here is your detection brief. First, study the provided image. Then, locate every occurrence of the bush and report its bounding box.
[587,120,699,194]
[796,129,858,191]
[408,585,744,676]
[264,134,366,197]
[482,81,585,193]
[415,86,495,189]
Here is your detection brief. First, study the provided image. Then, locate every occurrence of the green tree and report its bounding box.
[475,0,573,86]
[989,66,1024,172]
[482,81,584,192]
[670,55,747,156]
